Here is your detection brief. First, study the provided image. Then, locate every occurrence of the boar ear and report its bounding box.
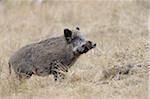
[64,29,72,43]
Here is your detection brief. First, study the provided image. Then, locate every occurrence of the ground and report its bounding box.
[0,0,149,99]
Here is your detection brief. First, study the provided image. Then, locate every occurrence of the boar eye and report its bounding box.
[88,41,92,44]
[76,27,80,30]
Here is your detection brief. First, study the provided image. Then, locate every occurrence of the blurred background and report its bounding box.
[0,0,149,99]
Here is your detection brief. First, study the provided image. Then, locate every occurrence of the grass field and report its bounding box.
[0,0,149,99]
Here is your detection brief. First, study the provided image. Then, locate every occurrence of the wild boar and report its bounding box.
[9,27,96,81]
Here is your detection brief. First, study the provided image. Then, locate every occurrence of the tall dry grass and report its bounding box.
[0,0,149,99]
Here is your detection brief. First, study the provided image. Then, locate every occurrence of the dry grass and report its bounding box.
[0,0,149,99]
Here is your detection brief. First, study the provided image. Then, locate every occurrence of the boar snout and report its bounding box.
[77,41,96,54]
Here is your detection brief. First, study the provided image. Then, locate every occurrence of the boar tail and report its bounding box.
[8,62,11,75]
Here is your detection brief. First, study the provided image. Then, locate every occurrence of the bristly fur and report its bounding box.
[9,28,96,81]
